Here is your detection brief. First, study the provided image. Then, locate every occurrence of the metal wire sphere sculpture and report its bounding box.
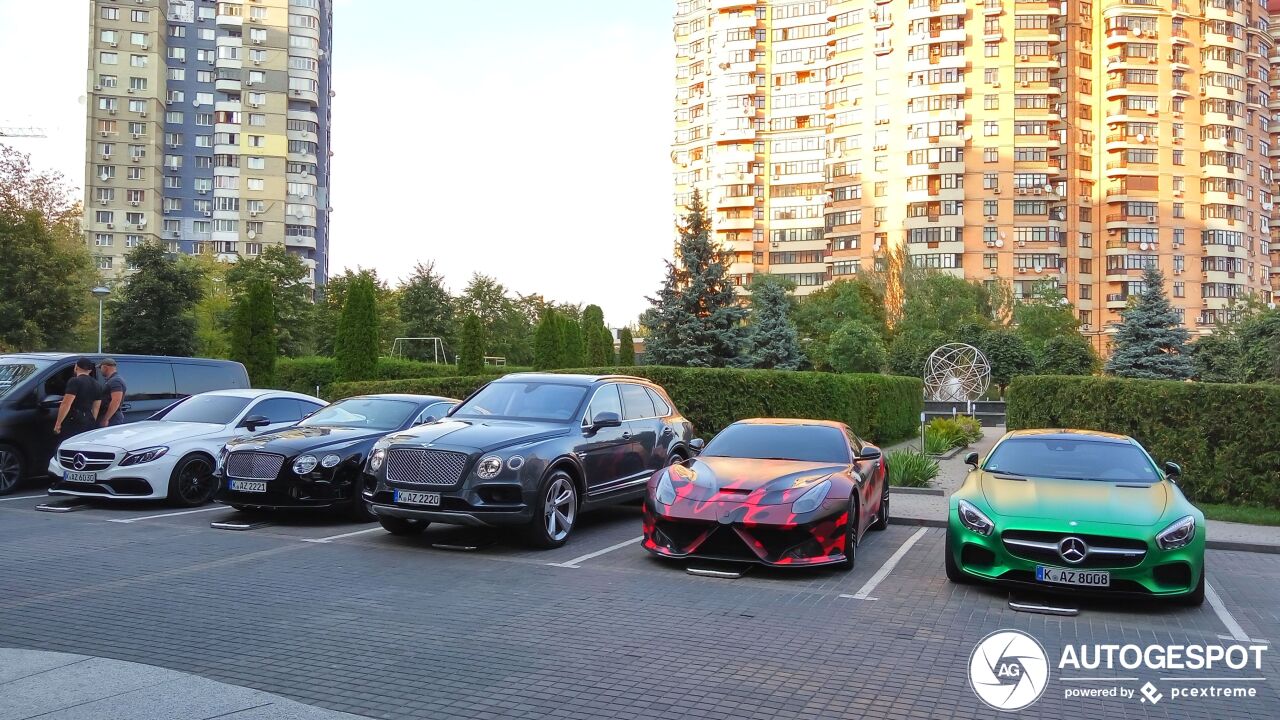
[923,343,991,402]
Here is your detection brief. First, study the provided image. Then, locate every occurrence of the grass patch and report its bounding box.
[923,431,952,455]
[887,449,939,488]
[1198,503,1280,527]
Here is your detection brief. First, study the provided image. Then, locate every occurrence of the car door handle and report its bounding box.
[661,427,673,436]
[120,403,132,411]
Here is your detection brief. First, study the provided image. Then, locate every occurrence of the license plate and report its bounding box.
[394,489,440,507]
[228,480,267,493]
[1037,566,1110,587]
[64,471,97,483]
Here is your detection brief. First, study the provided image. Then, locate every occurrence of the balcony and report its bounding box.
[715,193,756,209]
[905,0,967,19]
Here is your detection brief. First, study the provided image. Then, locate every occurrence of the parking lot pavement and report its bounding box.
[1,495,1277,719]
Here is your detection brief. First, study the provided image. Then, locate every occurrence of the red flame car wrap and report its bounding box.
[643,419,888,570]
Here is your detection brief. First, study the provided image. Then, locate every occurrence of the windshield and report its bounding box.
[298,398,417,431]
[983,437,1161,483]
[703,424,850,463]
[452,382,587,422]
[155,395,252,425]
[0,360,50,399]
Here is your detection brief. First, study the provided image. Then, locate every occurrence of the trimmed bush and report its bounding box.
[926,417,983,450]
[1007,375,1280,508]
[887,449,938,488]
[331,365,923,444]
[274,356,527,397]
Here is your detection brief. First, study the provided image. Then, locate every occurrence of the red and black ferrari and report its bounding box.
[643,419,888,570]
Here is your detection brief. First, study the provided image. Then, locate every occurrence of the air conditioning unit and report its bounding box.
[253,60,261,65]
[101,153,110,160]
[94,84,102,91]
[100,130,109,137]
[250,211,259,217]
[129,201,140,207]
[133,132,142,139]
[987,216,996,222]
[1019,54,1029,61]
[131,156,141,163]
[1175,268,1182,275]
[253,39,263,45]
[250,102,261,108]
[292,89,301,95]
[140,111,147,117]
[1148,215,1157,223]
[198,189,208,194]
[1020,80,1029,88]
[109,109,117,115]
[203,211,212,217]
[107,223,114,229]
[99,199,108,206]
[1033,188,1043,195]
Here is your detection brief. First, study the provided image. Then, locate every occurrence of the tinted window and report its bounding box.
[645,387,671,417]
[585,384,622,422]
[298,398,418,431]
[703,424,851,463]
[115,361,176,400]
[619,384,656,420]
[249,398,305,424]
[173,362,248,395]
[155,394,252,424]
[0,360,51,399]
[983,438,1160,483]
[452,381,587,422]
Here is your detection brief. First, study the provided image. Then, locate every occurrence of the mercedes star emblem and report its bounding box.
[1058,536,1089,565]
[72,453,88,471]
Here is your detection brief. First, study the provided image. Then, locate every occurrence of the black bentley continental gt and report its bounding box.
[214,394,458,519]
[362,373,699,547]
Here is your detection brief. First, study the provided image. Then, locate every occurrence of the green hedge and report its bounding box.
[274,357,528,397]
[332,366,922,444]
[1007,375,1280,508]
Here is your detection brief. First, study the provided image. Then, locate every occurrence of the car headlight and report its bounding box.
[120,446,169,466]
[655,470,676,506]
[791,479,832,515]
[293,454,319,475]
[476,455,503,480]
[1156,515,1197,550]
[320,454,342,469]
[956,499,994,537]
[368,441,389,473]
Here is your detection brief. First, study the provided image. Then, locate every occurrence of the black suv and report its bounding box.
[363,373,699,547]
[0,353,249,494]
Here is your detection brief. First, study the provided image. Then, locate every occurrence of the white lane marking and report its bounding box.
[0,494,46,503]
[300,527,385,544]
[107,506,226,524]
[1205,581,1254,642]
[839,527,929,601]
[547,536,643,568]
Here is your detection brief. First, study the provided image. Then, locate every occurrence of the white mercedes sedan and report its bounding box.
[47,389,326,506]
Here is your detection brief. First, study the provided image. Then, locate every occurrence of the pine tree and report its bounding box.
[642,190,747,367]
[618,327,636,366]
[582,304,610,366]
[334,274,379,381]
[458,314,485,375]
[598,325,616,366]
[1104,266,1194,380]
[562,315,584,368]
[533,309,562,371]
[229,278,277,387]
[741,275,803,369]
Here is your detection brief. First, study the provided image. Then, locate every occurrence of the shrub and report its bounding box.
[925,416,983,450]
[273,356,526,397]
[923,430,952,455]
[1007,375,1280,508]
[332,365,923,444]
[888,449,939,488]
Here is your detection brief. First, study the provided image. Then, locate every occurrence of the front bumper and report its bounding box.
[362,469,536,528]
[214,470,358,511]
[46,455,170,500]
[643,498,852,567]
[947,517,1205,598]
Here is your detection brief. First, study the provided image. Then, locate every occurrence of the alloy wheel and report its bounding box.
[544,476,577,542]
[0,449,19,494]
[178,458,215,504]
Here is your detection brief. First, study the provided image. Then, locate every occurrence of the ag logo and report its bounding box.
[969,629,1050,711]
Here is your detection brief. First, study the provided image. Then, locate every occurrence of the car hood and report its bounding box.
[386,418,570,453]
[225,425,385,456]
[62,421,227,451]
[666,457,844,506]
[979,473,1169,526]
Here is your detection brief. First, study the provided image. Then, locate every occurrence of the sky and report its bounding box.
[0,0,675,328]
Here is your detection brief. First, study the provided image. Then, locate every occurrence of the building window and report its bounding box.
[983,148,997,163]
[984,121,999,136]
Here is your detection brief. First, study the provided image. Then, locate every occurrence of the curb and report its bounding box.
[890,486,945,496]
[892,516,946,529]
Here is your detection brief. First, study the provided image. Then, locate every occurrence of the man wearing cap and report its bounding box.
[53,358,102,438]
[98,358,127,427]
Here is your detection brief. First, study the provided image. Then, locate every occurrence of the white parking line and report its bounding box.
[1205,581,1255,642]
[0,494,46,503]
[840,527,929,601]
[548,536,643,568]
[106,506,226,524]
[300,527,384,544]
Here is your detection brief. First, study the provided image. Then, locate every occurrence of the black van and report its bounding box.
[0,354,250,494]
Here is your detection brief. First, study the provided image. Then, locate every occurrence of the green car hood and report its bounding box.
[979,474,1169,526]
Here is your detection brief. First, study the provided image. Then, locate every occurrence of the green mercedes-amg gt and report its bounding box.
[946,429,1205,605]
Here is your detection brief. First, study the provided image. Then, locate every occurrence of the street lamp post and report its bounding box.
[91,286,111,353]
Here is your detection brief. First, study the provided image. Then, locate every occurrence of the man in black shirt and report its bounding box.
[97,358,127,427]
[54,359,102,439]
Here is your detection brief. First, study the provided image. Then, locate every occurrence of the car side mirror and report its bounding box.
[689,438,706,452]
[590,411,622,431]
[240,414,269,431]
[418,416,437,426]
[857,446,882,461]
[41,394,64,410]
[965,452,980,469]
[1164,461,1182,481]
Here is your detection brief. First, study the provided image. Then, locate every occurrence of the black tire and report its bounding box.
[945,534,970,584]
[0,443,24,496]
[378,516,429,536]
[1178,568,1206,607]
[167,454,217,507]
[870,485,889,531]
[525,469,578,549]
[838,499,858,571]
